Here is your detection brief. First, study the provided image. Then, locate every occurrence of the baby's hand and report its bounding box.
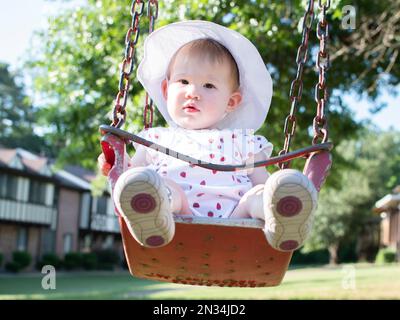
[97,153,112,176]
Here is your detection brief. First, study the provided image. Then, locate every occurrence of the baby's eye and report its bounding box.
[179,79,189,85]
[204,83,216,89]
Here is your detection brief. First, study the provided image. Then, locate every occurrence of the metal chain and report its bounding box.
[143,0,159,129]
[313,0,330,144]
[279,0,315,168]
[111,0,158,129]
[111,0,145,128]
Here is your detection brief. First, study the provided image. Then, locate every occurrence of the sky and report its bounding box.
[0,0,399,131]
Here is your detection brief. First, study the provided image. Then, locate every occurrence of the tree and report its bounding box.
[26,0,388,170]
[305,127,400,264]
[0,63,49,154]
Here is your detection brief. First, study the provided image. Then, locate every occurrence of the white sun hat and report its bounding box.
[137,20,273,131]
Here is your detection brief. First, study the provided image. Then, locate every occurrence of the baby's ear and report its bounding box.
[226,91,242,112]
[161,79,168,100]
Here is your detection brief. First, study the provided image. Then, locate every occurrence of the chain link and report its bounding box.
[313,0,330,144]
[143,0,159,129]
[111,0,158,129]
[279,0,331,168]
[279,0,315,168]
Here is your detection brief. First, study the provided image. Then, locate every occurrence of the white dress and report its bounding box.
[132,127,273,218]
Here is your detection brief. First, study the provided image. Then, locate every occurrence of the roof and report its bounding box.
[62,165,97,183]
[54,170,92,191]
[0,147,51,176]
[374,193,400,213]
[0,148,16,165]
[0,147,95,192]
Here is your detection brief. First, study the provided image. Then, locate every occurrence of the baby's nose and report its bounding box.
[185,85,200,100]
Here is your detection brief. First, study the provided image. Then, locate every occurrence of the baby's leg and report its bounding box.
[263,169,318,252]
[230,169,318,253]
[114,167,189,248]
[230,184,265,219]
[162,177,191,215]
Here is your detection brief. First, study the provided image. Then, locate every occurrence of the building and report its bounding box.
[0,147,123,271]
[374,186,400,259]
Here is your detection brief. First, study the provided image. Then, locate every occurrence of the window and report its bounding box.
[83,234,92,252]
[63,233,73,254]
[103,235,114,249]
[96,196,108,215]
[0,174,7,197]
[0,173,18,199]
[28,180,46,205]
[17,227,28,251]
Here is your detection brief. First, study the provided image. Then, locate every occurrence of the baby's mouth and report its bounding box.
[183,103,200,113]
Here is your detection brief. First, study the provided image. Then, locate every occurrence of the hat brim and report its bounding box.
[137,20,272,131]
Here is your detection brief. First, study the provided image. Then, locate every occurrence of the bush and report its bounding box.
[13,251,32,269]
[60,250,120,271]
[5,261,21,273]
[338,242,358,263]
[93,249,120,270]
[36,253,62,270]
[63,252,83,270]
[291,249,330,265]
[82,253,98,270]
[5,251,32,272]
[0,252,3,268]
[375,247,397,264]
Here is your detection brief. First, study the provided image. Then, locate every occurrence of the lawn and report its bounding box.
[0,263,399,300]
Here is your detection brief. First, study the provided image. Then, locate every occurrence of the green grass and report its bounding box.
[0,263,399,300]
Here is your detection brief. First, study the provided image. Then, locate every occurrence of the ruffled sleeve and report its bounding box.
[131,127,165,164]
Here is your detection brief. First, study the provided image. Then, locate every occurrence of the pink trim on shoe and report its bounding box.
[113,168,175,248]
[131,193,157,213]
[276,196,303,217]
[263,169,317,252]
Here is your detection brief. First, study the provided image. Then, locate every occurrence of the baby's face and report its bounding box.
[162,48,242,130]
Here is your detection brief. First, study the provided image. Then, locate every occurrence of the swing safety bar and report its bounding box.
[100,124,333,172]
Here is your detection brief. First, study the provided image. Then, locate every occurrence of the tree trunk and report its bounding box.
[328,243,339,265]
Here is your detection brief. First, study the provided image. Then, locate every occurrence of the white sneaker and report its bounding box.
[113,167,175,248]
[263,169,317,252]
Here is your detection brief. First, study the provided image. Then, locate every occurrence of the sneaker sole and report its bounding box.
[264,169,317,251]
[114,168,174,248]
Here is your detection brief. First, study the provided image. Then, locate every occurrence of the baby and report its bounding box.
[99,21,317,252]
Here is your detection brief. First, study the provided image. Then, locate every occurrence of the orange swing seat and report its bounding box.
[101,131,332,287]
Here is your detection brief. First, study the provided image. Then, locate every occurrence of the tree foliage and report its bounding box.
[305,128,400,262]
[0,63,49,154]
[25,2,399,185]
[26,0,400,170]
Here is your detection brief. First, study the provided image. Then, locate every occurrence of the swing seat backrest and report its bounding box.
[101,133,331,287]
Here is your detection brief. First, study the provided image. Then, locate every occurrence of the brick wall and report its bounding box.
[55,188,81,257]
[0,223,42,270]
[0,224,17,264]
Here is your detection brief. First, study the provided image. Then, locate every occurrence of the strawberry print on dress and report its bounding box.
[132,127,273,218]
